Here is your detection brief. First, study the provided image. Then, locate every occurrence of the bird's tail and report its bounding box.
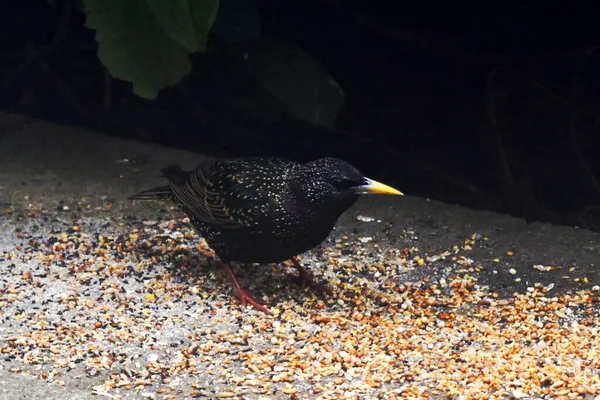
[160,164,191,187]
[128,164,190,201]
[128,186,173,201]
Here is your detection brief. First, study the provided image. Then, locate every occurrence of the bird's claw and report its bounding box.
[289,258,332,296]
[237,289,273,315]
[221,262,273,315]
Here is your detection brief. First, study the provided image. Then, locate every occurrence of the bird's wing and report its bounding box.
[166,160,286,229]
[165,162,240,229]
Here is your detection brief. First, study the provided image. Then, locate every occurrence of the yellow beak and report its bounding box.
[355,178,404,195]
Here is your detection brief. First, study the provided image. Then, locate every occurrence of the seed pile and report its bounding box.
[1,206,599,399]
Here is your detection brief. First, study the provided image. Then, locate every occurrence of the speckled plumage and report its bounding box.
[135,158,363,263]
[130,157,402,313]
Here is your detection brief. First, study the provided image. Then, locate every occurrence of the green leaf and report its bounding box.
[144,0,200,53]
[82,0,219,99]
[188,0,221,49]
[249,38,345,129]
[143,0,220,52]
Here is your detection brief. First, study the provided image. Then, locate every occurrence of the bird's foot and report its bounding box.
[289,258,332,296]
[221,262,272,315]
[236,288,273,315]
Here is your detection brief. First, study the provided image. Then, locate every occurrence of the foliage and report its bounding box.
[82,0,344,128]
[248,37,345,128]
[83,0,219,99]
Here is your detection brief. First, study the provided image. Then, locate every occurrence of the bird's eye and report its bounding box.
[332,178,357,191]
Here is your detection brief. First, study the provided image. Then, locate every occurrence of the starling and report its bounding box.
[129,157,402,314]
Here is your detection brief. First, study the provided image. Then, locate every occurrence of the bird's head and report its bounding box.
[300,158,403,210]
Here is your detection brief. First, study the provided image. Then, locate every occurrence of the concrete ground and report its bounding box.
[0,112,598,399]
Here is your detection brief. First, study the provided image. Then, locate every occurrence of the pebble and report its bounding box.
[0,210,599,400]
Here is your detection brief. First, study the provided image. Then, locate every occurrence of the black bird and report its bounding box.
[129,157,402,314]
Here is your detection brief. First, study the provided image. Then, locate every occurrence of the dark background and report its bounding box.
[1,0,600,230]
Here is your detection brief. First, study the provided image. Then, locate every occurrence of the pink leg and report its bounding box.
[290,258,331,295]
[221,263,272,315]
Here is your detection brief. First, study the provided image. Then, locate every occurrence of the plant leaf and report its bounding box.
[83,0,219,99]
[188,0,221,49]
[144,0,200,53]
[249,37,345,129]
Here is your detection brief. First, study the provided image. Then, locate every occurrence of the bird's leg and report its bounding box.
[221,262,273,315]
[289,257,331,295]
